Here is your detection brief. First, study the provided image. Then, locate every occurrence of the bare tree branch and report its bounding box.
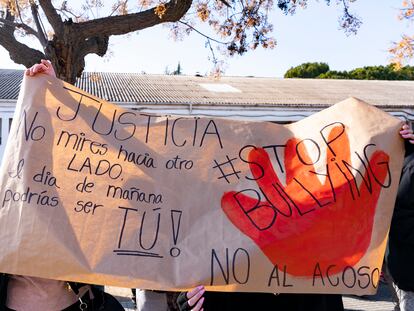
[74,0,193,38]
[0,17,38,36]
[179,20,229,44]
[0,28,45,67]
[0,8,44,67]
[38,0,64,35]
[30,2,48,47]
[55,8,83,21]
[14,0,24,24]
[109,0,129,17]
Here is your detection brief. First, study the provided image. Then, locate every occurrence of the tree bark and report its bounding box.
[45,22,109,84]
[0,28,45,67]
[0,9,45,68]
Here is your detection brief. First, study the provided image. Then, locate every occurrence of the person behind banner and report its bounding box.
[176,286,344,311]
[176,124,414,311]
[0,60,124,311]
[387,123,414,311]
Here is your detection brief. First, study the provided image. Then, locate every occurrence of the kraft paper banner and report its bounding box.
[0,74,405,294]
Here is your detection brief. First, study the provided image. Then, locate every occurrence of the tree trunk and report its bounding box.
[45,20,109,84]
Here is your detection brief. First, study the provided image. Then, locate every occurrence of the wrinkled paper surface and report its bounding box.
[0,74,405,294]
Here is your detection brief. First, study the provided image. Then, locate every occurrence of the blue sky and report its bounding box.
[0,0,410,77]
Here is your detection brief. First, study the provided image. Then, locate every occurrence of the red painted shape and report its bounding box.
[221,126,389,277]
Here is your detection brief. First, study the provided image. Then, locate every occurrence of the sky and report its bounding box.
[0,0,411,77]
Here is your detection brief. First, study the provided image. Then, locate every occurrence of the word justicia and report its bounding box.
[56,87,224,149]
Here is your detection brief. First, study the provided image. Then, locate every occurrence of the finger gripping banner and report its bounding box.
[0,75,405,294]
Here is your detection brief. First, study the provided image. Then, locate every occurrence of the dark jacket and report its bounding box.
[176,291,344,311]
[387,141,414,291]
[0,274,8,311]
[200,292,344,311]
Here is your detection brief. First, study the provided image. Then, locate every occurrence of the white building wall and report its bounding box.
[0,101,17,161]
